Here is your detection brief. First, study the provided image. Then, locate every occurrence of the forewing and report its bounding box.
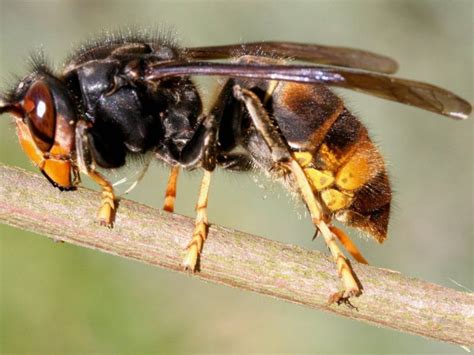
[144,62,471,119]
[186,41,398,74]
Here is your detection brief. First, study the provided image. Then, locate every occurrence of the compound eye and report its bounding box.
[23,80,56,152]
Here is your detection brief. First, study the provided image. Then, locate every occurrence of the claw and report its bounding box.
[182,240,199,271]
[328,291,359,310]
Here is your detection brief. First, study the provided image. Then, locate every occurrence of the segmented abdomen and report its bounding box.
[273,82,391,242]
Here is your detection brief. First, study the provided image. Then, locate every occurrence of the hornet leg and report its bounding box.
[163,166,180,213]
[75,120,116,227]
[294,152,369,265]
[179,114,218,271]
[182,170,212,271]
[233,85,362,304]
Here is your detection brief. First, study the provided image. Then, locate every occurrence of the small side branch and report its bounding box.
[0,164,472,346]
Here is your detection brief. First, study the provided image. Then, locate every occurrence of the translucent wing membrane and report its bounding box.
[144,62,471,119]
[186,41,399,74]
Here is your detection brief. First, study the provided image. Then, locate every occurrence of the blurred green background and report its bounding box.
[0,0,472,353]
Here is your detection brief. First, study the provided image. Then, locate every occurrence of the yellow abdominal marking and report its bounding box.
[336,150,371,191]
[294,151,354,212]
[305,168,334,190]
[294,151,335,190]
[294,151,312,167]
[321,189,353,211]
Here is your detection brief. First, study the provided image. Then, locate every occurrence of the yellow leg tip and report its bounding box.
[163,202,174,213]
[97,203,115,228]
[182,245,199,272]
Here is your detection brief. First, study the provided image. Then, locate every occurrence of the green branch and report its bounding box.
[0,163,472,346]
